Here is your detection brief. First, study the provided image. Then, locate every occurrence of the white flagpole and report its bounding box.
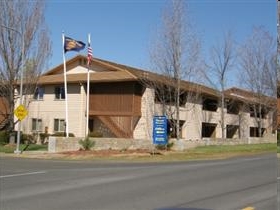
[62,32,69,137]
[86,33,90,137]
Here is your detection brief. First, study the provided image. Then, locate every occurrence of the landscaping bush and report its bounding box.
[51,132,75,137]
[156,142,174,150]
[21,133,34,144]
[39,133,50,144]
[0,130,9,145]
[79,136,95,150]
[0,131,35,144]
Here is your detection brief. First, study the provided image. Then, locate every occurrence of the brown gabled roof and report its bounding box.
[39,55,137,84]
[40,55,218,97]
[40,55,275,106]
[38,71,136,84]
[94,57,219,97]
[43,55,122,76]
[224,87,276,107]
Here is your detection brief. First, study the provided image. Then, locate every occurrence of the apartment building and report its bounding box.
[9,55,275,140]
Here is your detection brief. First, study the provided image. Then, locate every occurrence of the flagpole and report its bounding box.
[86,33,91,137]
[62,32,69,137]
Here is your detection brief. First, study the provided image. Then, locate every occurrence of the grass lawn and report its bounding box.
[53,143,276,162]
[139,143,276,161]
[193,143,276,154]
[0,143,48,153]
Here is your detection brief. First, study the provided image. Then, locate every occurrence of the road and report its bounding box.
[0,154,277,210]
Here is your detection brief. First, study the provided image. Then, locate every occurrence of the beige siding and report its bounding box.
[67,84,86,137]
[25,84,86,137]
[67,66,88,74]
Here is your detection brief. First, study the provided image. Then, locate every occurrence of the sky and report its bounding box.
[45,0,277,85]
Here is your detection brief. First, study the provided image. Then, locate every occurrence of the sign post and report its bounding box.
[14,105,28,121]
[153,115,168,145]
[14,104,28,153]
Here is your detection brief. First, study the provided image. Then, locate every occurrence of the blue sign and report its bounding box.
[153,115,168,145]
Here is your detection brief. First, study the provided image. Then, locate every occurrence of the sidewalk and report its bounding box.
[0,151,64,159]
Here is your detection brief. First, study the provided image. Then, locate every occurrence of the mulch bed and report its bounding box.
[60,149,154,157]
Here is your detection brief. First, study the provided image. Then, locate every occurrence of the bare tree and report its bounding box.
[238,26,276,137]
[149,0,201,141]
[0,0,51,132]
[202,31,236,139]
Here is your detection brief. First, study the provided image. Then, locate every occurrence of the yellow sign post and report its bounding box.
[14,105,28,121]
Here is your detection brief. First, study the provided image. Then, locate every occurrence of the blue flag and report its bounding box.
[64,36,85,53]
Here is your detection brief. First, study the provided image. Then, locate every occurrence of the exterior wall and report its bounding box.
[133,88,154,140]
[67,66,88,74]
[24,83,86,137]
[182,102,202,140]
[22,82,275,141]
[68,84,86,137]
[142,93,274,141]
[89,81,142,138]
[0,97,9,129]
[92,117,115,137]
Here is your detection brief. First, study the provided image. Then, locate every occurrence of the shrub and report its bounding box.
[0,131,35,145]
[39,133,50,144]
[21,134,34,144]
[155,142,174,150]
[79,136,95,150]
[51,132,75,137]
[88,131,103,137]
[0,131,9,145]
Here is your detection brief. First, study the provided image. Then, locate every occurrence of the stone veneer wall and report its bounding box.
[48,137,153,153]
[48,135,276,153]
[171,136,276,150]
[133,88,154,139]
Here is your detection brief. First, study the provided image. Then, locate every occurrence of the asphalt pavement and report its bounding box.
[0,153,277,210]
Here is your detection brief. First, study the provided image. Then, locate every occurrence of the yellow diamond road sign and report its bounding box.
[14,105,28,121]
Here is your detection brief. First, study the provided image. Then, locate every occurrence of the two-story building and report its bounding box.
[9,55,275,141]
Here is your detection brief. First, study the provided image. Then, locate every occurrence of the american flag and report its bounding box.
[87,43,92,66]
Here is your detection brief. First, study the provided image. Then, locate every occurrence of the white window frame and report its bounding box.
[31,118,42,132]
[33,87,44,100]
[54,119,65,132]
[54,86,65,100]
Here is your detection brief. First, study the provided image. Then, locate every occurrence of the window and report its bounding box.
[202,98,218,112]
[32,118,42,132]
[249,106,267,119]
[250,127,265,137]
[226,100,239,115]
[201,122,217,138]
[154,87,186,106]
[54,119,65,132]
[54,86,65,100]
[226,125,239,138]
[33,87,44,100]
